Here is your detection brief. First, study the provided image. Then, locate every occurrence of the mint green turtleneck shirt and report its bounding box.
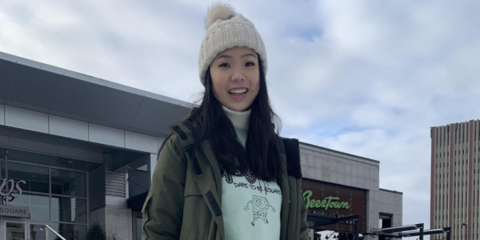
[222,106,250,148]
[221,106,282,240]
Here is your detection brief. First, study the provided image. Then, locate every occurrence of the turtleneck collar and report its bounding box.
[222,106,251,129]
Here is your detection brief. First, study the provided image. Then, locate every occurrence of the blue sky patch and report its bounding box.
[290,28,323,42]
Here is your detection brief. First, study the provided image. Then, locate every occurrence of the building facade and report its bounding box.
[0,51,192,240]
[431,120,480,240]
[0,51,402,240]
[300,143,403,239]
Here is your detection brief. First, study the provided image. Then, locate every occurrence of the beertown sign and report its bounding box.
[301,179,367,232]
[303,190,351,210]
[0,178,30,218]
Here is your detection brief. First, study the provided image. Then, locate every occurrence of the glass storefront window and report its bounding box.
[8,162,49,193]
[49,223,87,240]
[51,169,86,197]
[0,160,5,205]
[8,193,50,221]
[51,196,87,224]
[6,222,26,240]
[30,224,47,240]
[2,149,89,240]
[0,159,5,178]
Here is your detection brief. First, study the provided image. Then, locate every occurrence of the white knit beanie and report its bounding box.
[199,3,267,86]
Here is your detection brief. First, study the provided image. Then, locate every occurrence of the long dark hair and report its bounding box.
[186,58,282,182]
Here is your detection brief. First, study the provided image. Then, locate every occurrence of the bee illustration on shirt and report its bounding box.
[244,195,276,226]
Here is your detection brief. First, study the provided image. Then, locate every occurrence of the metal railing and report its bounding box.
[44,224,66,240]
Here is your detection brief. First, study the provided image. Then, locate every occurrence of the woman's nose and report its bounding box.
[230,68,245,82]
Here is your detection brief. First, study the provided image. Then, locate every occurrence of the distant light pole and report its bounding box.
[461,223,467,240]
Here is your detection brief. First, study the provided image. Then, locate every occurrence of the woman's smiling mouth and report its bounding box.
[228,88,248,94]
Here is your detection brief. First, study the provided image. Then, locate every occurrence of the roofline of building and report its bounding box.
[379,188,403,194]
[0,51,194,108]
[430,119,480,128]
[299,141,380,163]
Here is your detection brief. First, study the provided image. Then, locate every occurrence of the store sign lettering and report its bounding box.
[0,178,29,218]
[0,205,30,218]
[0,178,26,197]
[303,190,350,210]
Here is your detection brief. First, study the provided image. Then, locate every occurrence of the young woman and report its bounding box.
[142,3,308,240]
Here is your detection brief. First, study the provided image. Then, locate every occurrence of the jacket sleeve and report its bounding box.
[142,134,187,240]
[283,137,309,239]
[299,178,309,240]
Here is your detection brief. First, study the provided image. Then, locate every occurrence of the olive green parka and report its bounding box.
[142,121,309,240]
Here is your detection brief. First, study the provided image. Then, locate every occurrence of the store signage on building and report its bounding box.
[303,191,350,210]
[302,179,367,232]
[0,205,30,218]
[0,178,30,218]
[0,178,26,197]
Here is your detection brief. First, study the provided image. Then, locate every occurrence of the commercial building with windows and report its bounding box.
[430,120,480,240]
[299,143,403,239]
[0,51,402,240]
[0,51,192,240]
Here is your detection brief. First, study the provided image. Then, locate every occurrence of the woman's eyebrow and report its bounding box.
[241,53,257,58]
[214,55,231,60]
[214,53,257,60]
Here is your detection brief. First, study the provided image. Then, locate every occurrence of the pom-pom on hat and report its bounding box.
[199,3,267,86]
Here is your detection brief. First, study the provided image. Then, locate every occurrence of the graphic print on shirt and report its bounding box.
[244,195,276,226]
[221,167,282,195]
[221,168,256,184]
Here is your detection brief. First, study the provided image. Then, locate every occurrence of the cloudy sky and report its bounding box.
[1,0,480,238]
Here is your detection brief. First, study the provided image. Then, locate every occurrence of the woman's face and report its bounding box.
[209,47,260,112]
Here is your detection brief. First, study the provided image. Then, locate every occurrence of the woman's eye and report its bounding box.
[245,61,256,66]
[219,63,230,67]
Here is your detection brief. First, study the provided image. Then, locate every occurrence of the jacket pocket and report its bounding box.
[184,172,202,197]
[184,189,202,198]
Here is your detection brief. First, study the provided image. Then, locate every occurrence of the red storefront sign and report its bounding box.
[302,178,367,232]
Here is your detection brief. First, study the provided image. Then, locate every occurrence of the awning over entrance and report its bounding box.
[308,213,359,231]
[127,192,148,212]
